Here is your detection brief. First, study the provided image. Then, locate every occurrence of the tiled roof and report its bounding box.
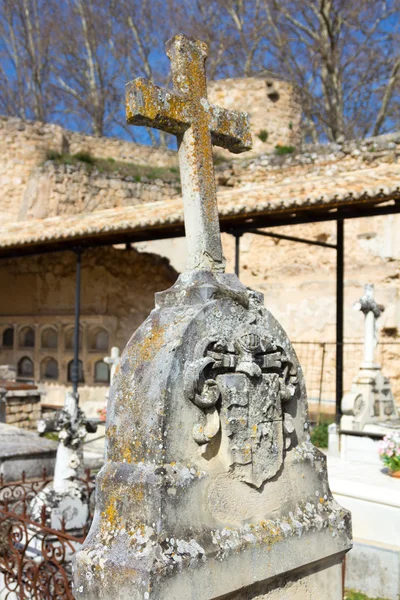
[0,160,399,257]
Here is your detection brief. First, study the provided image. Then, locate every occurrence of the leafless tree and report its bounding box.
[0,0,398,142]
[114,0,172,145]
[52,0,123,136]
[262,0,400,141]
[0,0,53,121]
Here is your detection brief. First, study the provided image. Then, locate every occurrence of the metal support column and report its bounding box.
[234,233,241,277]
[336,220,344,426]
[71,249,82,397]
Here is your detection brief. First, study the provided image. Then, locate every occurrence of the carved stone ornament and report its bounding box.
[184,325,298,488]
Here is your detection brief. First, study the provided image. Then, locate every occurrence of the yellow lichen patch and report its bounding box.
[102,495,119,530]
[122,444,133,463]
[136,324,166,362]
[319,497,325,504]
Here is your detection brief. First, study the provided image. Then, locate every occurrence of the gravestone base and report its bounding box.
[75,525,347,600]
[224,555,343,599]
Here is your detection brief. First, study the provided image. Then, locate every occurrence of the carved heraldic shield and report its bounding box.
[184,327,298,488]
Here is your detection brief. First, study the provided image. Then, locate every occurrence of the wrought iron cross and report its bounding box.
[126,34,252,272]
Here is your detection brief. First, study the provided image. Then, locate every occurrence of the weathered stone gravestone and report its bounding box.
[33,390,96,530]
[342,284,400,433]
[74,35,351,599]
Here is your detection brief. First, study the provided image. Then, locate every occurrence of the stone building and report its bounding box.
[208,76,301,155]
[0,76,399,416]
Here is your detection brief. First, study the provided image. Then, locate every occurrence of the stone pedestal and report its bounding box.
[0,381,44,430]
[74,272,351,599]
[341,284,400,436]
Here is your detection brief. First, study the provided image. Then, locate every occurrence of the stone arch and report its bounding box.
[41,327,58,349]
[40,357,59,380]
[67,359,84,383]
[88,327,109,352]
[94,360,110,383]
[2,326,14,348]
[65,327,83,350]
[17,356,34,378]
[19,326,35,348]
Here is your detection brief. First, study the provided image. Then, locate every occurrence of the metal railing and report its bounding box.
[0,469,96,600]
[292,340,400,419]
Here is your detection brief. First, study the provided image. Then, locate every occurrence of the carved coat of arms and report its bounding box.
[184,327,298,488]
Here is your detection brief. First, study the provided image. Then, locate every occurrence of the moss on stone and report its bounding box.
[345,590,390,600]
[44,150,180,182]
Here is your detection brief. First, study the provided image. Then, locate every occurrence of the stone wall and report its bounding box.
[208,77,301,156]
[0,386,42,430]
[0,116,177,224]
[20,161,180,220]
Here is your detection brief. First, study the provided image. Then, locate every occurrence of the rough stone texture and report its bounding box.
[126,34,251,272]
[0,422,56,482]
[19,161,181,221]
[208,77,301,157]
[0,115,177,224]
[0,384,43,430]
[221,555,343,599]
[73,271,351,599]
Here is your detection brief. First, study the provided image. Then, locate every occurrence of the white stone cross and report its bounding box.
[126,34,252,272]
[104,346,120,383]
[354,284,384,368]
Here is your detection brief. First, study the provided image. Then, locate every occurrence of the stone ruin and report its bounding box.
[74,34,351,600]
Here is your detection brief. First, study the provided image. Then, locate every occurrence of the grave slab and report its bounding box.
[0,422,57,482]
[327,453,400,599]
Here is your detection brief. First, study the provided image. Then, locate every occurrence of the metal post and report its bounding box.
[336,220,344,426]
[234,233,241,277]
[72,249,82,397]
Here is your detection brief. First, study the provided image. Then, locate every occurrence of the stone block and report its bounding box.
[345,540,400,600]
[0,422,57,482]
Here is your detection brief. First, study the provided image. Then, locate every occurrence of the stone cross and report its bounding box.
[75,34,351,600]
[34,391,97,529]
[126,34,251,272]
[354,283,384,368]
[103,346,120,382]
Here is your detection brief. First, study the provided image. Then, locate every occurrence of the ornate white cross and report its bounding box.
[104,346,120,382]
[126,34,252,272]
[354,284,384,368]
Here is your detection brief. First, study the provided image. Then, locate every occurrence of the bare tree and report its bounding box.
[0,0,53,121]
[262,0,400,141]
[52,0,122,136]
[114,0,172,145]
[0,0,398,143]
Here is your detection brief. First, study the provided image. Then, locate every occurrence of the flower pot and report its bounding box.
[389,469,400,478]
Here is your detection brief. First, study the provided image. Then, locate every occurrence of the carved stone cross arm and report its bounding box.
[126,78,251,154]
[126,34,252,272]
